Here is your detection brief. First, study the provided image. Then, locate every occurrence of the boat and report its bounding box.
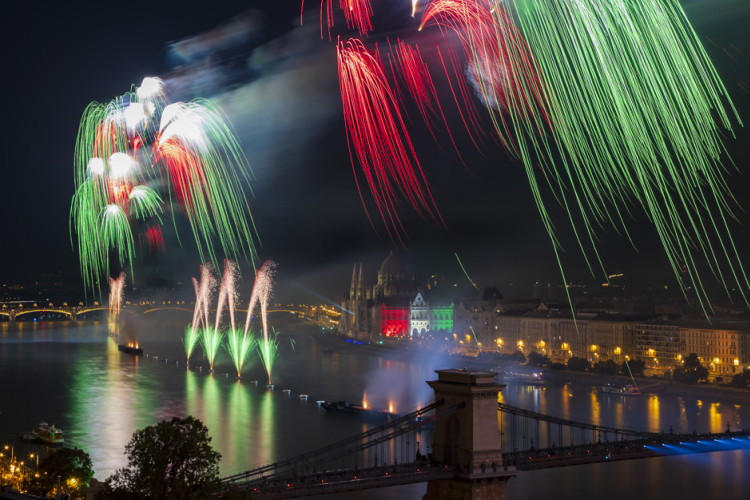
[498,369,545,386]
[33,422,64,445]
[19,431,39,442]
[299,394,308,399]
[320,401,398,421]
[118,343,143,355]
[282,389,291,394]
[599,383,641,396]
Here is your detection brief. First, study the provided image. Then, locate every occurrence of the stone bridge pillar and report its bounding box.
[9,310,16,322]
[424,369,516,500]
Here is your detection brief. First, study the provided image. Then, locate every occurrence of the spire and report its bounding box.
[356,262,364,303]
[349,263,357,300]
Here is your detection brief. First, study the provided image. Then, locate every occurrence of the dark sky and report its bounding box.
[2,0,750,303]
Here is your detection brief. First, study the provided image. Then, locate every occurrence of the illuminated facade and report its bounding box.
[410,293,430,337]
[340,253,454,340]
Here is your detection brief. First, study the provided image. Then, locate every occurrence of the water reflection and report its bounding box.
[2,320,750,497]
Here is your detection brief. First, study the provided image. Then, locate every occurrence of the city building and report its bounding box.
[340,253,453,341]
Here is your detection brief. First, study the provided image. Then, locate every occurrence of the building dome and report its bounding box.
[378,252,407,280]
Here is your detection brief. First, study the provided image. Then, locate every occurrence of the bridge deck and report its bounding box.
[229,462,458,499]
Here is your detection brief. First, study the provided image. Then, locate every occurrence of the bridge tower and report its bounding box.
[424,369,516,500]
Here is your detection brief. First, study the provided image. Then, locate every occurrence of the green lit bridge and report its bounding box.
[0,304,306,321]
[220,370,750,499]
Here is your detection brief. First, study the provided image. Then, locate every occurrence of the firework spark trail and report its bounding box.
[226,328,257,378]
[202,327,225,372]
[390,40,465,163]
[419,0,550,158]
[413,0,420,17]
[455,253,480,291]
[502,0,748,311]
[215,260,240,332]
[108,272,126,341]
[144,225,165,253]
[184,263,217,365]
[337,38,446,245]
[72,78,258,294]
[244,260,278,384]
[341,0,373,36]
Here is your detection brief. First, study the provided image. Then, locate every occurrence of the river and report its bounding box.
[1,318,748,499]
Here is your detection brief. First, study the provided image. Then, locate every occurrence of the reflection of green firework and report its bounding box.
[202,327,225,371]
[256,328,280,385]
[226,329,257,378]
[182,325,202,365]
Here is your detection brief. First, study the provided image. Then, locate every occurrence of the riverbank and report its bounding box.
[305,327,750,405]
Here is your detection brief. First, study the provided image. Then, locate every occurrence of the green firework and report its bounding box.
[225,329,257,378]
[202,327,225,372]
[491,0,747,312]
[256,328,280,385]
[182,325,203,365]
[70,79,259,294]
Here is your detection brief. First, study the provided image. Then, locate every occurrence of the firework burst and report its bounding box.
[71,78,258,294]
[337,38,445,245]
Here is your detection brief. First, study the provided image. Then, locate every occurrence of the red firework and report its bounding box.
[301,0,373,39]
[145,225,166,253]
[389,39,465,163]
[419,0,549,157]
[337,38,445,245]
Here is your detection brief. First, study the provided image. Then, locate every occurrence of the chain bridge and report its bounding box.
[220,369,750,500]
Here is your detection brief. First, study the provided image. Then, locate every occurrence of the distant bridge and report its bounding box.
[0,305,303,321]
[220,370,750,499]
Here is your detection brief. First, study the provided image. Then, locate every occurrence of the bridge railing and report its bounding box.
[497,402,662,453]
[222,399,447,487]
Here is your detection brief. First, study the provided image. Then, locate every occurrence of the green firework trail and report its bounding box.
[183,325,203,365]
[202,327,225,372]
[71,78,259,294]
[256,328,280,385]
[225,328,257,378]
[430,0,750,314]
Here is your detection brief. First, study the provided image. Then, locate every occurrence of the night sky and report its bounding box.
[2,0,750,303]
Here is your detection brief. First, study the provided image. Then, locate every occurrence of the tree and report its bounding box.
[622,359,645,377]
[729,369,750,389]
[27,447,93,499]
[550,362,567,371]
[593,359,620,376]
[501,351,526,364]
[673,353,709,384]
[527,351,550,367]
[102,416,221,500]
[567,357,591,372]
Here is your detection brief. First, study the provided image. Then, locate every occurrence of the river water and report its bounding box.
[1,318,748,500]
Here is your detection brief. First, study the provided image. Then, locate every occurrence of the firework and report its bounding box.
[412,0,419,17]
[244,260,278,384]
[183,263,218,365]
[341,0,373,36]
[417,0,748,310]
[455,253,480,291]
[182,325,202,366]
[337,38,445,244]
[108,272,126,341]
[225,328,257,378]
[71,77,258,294]
[504,0,747,309]
[201,327,225,372]
[256,328,280,385]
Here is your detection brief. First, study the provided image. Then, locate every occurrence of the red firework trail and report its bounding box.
[341,0,373,36]
[389,39,465,165]
[419,0,549,158]
[145,225,166,253]
[154,134,209,218]
[337,38,445,245]
[300,1,372,39]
